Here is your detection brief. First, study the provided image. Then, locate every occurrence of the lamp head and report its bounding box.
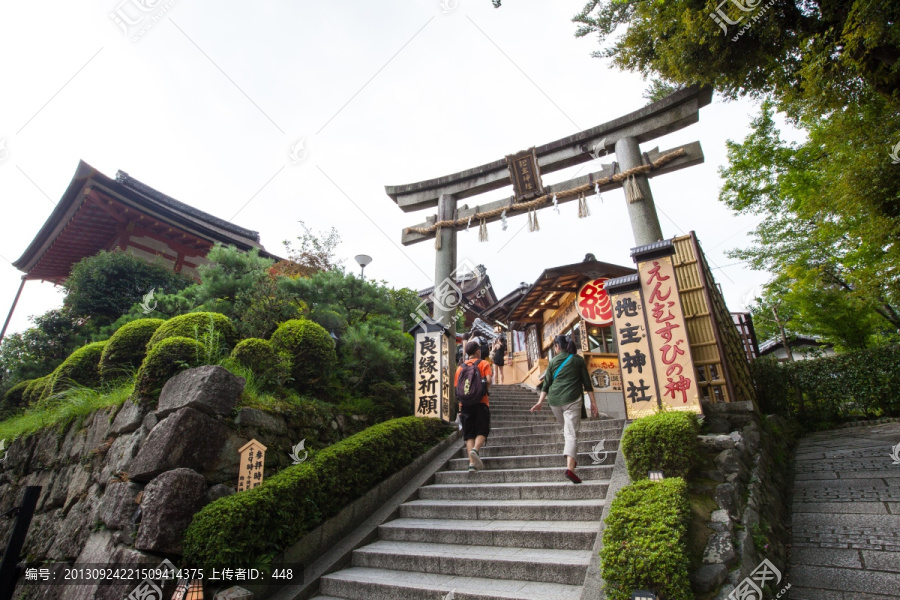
[354,254,373,268]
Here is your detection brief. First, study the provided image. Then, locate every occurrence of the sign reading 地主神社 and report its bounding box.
[506,147,544,202]
[605,275,661,420]
[633,241,701,413]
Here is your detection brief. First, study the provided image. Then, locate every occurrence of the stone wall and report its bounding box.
[690,401,796,598]
[0,366,370,600]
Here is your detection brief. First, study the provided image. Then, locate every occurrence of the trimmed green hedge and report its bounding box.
[44,341,107,399]
[751,345,900,429]
[147,312,238,352]
[183,416,448,569]
[620,411,699,481]
[600,478,693,600]
[135,336,206,399]
[230,338,290,390]
[270,319,337,391]
[99,318,165,381]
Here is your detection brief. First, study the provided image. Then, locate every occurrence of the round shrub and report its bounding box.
[99,318,165,381]
[135,336,206,400]
[270,319,337,391]
[230,338,290,389]
[24,375,52,405]
[620,410,700,481]
[1,380,32,418]
[147,312,238,352]
[45,341,107,398]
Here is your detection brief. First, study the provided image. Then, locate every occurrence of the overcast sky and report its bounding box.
[0,0,786,336]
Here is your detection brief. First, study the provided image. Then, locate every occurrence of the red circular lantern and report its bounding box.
[577,278,613,325]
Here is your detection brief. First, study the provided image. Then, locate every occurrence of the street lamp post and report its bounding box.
[355,254,372,280]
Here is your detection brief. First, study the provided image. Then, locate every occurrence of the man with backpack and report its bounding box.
[455,340,492,472]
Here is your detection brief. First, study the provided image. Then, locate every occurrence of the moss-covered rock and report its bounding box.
[621,410,700,481]
[100,318,165,381]
[0,380,32,418]
[135,336,206,400]
[230,338,290,389]
[147,312,238,353]
[270,319,337,391]
[44,341,107,399]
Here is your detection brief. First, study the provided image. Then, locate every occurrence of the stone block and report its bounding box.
[48,489,99,560]
[714,483,740,520]
[104,429,145,478]
[703,531,737,566]
[234,407,287,434]
[715,448,748,483]
[215,587,254,599]
[691,563,729,594]
[111,399,148,435]
[129,407,227,482]
[156,365,245,419]
[97,481,143,530]
[698,434,736,452]
[64,466,93,513]
[135,468,208,554]
[710,509,734,533]
[207,483,236,503]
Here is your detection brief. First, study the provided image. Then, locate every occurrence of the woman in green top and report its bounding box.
[530,334,598,484]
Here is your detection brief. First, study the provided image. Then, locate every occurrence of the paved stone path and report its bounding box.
[788,422,900,599]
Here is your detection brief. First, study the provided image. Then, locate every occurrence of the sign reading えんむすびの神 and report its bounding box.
[636,252,701,413]
[238,439,267,492]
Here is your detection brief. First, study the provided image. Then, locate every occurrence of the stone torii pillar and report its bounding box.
[616,136,664,246]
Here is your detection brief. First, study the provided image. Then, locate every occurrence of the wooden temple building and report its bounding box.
[2,161,276,339]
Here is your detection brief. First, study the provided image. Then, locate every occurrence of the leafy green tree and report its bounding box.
[282,220,342,275]
[64,250,192,327]
[720,102,899,347]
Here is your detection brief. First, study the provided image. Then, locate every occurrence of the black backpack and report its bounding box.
[456,359,487,408]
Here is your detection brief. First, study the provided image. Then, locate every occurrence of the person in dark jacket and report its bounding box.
[530,334,598,483]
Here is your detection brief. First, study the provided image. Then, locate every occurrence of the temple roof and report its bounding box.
[13,161,276,282]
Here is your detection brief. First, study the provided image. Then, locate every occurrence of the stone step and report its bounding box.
[477,432,622,449]
[377,518,599,550]
[418,480,608,501]
[448,452,614,471]
[489,420,624,439]
[317,566,584,600]
[399,499,605,521]
[350,540,591,585]
[458,439,620,459]
[435,465,613,484]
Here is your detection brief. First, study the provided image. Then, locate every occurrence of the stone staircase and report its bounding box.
[310,384,625,600]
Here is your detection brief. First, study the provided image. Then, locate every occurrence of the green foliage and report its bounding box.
[621,411,700,481]
[722,102,900,346]
[600,478,692,600]
[270,319,337,392]
[0,380,133,442]
[147,312,238,353]
[230,338,291,391]
[99,319,165,381]
[0,308,90,395]
[751,346,900,429]
[24,375,53,406]
[182,416,448,569]
[0,380,31,419]
[135,337,206,400]
[64,250,192,326]
[45,342,107,400]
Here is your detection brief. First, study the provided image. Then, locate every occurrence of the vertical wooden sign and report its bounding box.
[633,241,702,413]
[238,439,267,492]
[414,329,445,421]
[606,275,661,420]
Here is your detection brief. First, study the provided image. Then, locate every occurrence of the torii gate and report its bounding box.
[390,86,713,421]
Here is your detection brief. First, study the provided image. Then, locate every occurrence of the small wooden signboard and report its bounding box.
[238,439,267,492]
[506,147,544,202]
